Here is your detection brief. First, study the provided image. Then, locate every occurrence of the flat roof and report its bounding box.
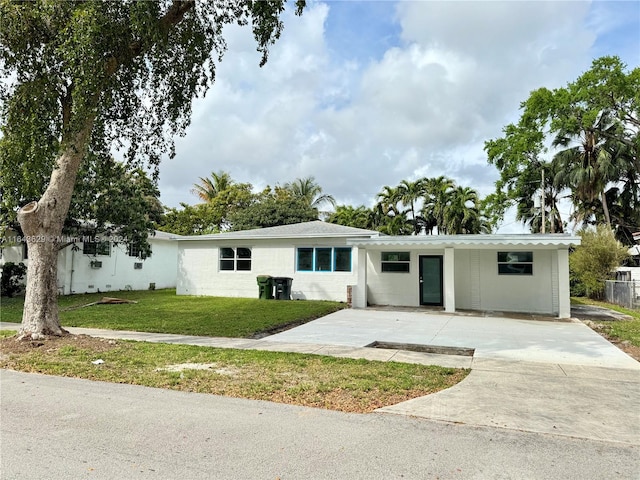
[348,234,581,248]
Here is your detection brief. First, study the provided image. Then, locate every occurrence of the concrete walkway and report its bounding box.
[2,309,639,445]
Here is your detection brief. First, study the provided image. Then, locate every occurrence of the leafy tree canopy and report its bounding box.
[327,176,490,235]
[0,0,304,241]
[160,182,253,235]
[0,0,305,338]
[227,186,318,231]
[486,56,639,241]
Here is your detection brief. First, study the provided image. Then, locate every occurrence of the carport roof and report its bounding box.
[348,234,580,248]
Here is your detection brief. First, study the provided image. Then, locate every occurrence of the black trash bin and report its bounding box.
[256,275,274,300]
[272,277,293,300]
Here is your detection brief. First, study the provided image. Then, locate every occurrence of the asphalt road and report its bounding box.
[2,370,638,480]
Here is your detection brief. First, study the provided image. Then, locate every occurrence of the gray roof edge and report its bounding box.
[176,221,381,241]
[151,230,183,240]
[178,232,379,241]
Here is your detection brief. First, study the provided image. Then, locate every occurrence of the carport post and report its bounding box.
[557,248,571,318]
[443,247,455,313]
[353,246,367,308]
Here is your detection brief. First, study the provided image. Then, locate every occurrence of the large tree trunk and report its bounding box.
[17,201,68,339]
[17,125,93,340]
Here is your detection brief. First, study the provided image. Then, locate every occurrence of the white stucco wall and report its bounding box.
[364,247,563,315]
[177,238,358,302]
[365,249,441,306]
[0,244,26,265]
[59,239,178,294]
[1,235,178,295]
[457,249,557,315]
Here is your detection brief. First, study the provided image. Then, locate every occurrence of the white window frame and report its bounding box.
[497,251,533,275]
[219,247,252,272]
[296,247,352,272]
[381,251,411,273]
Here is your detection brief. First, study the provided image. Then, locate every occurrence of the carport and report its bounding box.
[348,234,580,318]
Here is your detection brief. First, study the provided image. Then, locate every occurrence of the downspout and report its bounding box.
[69,247,74,294]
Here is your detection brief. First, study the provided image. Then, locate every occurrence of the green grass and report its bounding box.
[0,336,468,413]
[0,289,346,338]
[571,297,640,347]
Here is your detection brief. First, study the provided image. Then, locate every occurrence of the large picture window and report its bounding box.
[220,247,252,271]
[381,252,410,273]
[497,251,533,275]
[297,247,352,272]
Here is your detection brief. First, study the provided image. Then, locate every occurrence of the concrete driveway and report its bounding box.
[268,308,640,444]
[267,308,640,369]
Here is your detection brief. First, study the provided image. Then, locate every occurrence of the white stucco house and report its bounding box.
[1,230,180,295]
[177,221,580,318]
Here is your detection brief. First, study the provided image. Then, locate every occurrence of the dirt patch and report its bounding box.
[0,333,119,355]
[157,363,240,375]
[582,320,640,362]
[248,318,316,339]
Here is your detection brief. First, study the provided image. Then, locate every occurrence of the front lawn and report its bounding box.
[0,334,468,413]
[0,289,345,338]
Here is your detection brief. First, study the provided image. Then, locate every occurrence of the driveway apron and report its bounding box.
[268,309,640,445]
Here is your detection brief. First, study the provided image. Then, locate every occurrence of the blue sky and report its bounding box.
[159,0,640,233]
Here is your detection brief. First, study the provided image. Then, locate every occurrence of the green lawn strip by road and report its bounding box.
[0,336,468,413]
[571,297,640,347]
[1,289,345,338]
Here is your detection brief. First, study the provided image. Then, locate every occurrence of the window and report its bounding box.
[334,248,352,272]
[297,248,313,271]
[220,247,252,271]
[315,248,332,271]
[83,241,110,256]
[381,252,410,273]
[297,247,352,272]
[497,251,533,275]
[128,243,151,259]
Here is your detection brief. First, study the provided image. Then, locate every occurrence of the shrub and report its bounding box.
[569,225,629,299]
[0,262,27,297]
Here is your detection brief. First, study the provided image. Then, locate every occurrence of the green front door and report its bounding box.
[419,255,443,306]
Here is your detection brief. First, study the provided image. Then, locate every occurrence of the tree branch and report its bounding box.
[60,82,73,142]
[105,0,196,76]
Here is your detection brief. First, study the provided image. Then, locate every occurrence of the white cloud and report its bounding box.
[158,0,635,233]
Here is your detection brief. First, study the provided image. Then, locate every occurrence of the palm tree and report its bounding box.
[422,176,455,234]
[552,115,621,228]
[375,185,401,216]
[377,210,413,235]
[284,177,336,212]
[327,205,375,230]
[191,171,233,203]
[397,179,427,234]
[442,186,486,234]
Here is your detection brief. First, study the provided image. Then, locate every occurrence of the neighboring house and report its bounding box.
[616,244,640,281]
[177,221,580,318]
[0,230,180,295]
